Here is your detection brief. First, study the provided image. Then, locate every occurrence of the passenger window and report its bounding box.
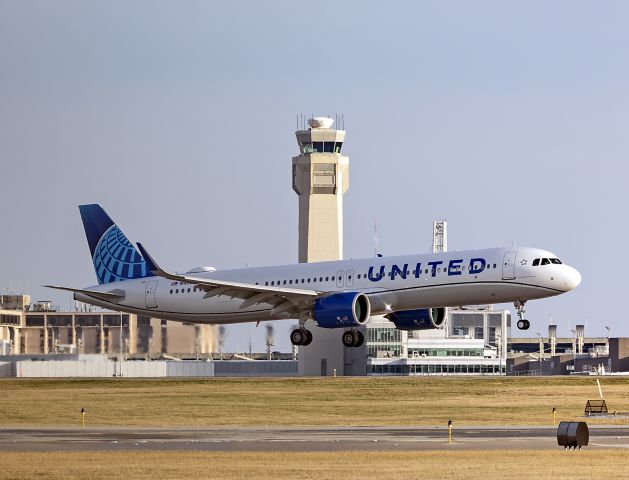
[532,259,539,266]
[541,258,550,265]
[493,264,497,268]
[265,282,269,286]
[188,288,191,293]
[271,281,274,286]
[357,274,361,279]
[170,290,173,294]
[283,280,286,285]
[289,280,293,284]
[319,277,323,282]
[175,289,179,293]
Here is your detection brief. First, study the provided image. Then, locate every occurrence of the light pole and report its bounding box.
[570,328,576,373]
[496,332,502,375]
[536,332,542,374]
[119,314,124,377]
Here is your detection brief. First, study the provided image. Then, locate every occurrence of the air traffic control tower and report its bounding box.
[292,116,366,376]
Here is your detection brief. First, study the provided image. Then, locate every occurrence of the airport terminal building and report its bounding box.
[366,307,510,375]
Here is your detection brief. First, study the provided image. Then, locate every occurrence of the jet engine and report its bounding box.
[313,292,371,328]
[385,307,447,330]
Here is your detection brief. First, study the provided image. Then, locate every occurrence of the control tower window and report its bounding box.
[312,142,323,152]
[302,143,313,153]
[323,142,334,153]
[334,142,343,153]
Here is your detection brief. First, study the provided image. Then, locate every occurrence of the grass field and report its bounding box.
[1,376,629,427]
[1,450,628,480]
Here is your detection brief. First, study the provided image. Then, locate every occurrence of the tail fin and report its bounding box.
[78,204,153,284]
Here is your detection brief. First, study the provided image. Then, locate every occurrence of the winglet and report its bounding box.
[136,243,163,275]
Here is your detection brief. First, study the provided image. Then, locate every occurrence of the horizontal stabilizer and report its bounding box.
[43,285,125,301]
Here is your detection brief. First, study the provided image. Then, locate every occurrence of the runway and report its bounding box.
[2,426,629,451]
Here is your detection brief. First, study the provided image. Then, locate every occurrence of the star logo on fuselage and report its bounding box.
[521,260,528,265]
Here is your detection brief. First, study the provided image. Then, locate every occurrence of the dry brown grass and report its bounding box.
[1,376,629,427]
[1,450,628,480]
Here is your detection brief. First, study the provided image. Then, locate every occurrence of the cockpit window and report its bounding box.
[550,258,562,264]
[532,258,540,266]
[541,258,550,265]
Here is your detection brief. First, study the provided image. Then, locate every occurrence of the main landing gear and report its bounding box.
[290,328,313,346]
[342,329,364,348]
[289,326,365,348]
[514,300,530,330]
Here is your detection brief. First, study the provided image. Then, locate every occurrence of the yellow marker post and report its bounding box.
[448,420,453,444]
[552,407,556,426]
[81,408,86,428]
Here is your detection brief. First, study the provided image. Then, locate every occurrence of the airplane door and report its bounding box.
[502,252,516,280]
[336,270,345,288]
[145,280,158,309]
[346,270,355,288]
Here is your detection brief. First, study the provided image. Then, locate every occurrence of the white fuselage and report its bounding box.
[75,246,580,325]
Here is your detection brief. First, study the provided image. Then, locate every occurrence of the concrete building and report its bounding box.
[366,307,510,375]
[293,116,366,376]
[0,295,215,356]
[507,323,624,375]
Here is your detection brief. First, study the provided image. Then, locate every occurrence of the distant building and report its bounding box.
[0,295,215,356]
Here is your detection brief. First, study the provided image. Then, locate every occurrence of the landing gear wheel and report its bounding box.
[516,319,530,330]
[291,328,312,346]
[342,330,355,347]
[290,328,306,346]
[342,329,364,347]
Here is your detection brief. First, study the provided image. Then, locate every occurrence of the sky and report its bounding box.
[1,1,628,352]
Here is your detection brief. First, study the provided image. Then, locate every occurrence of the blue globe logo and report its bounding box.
[93,225,148,284]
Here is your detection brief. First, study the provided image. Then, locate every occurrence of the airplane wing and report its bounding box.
[136,243,319,315]
[44,285,125,301]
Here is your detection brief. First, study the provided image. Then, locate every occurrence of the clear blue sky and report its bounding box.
[1,1,627,351]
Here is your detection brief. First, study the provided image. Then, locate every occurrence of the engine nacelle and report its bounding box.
[313,292,371,329]
[385,307,447,331]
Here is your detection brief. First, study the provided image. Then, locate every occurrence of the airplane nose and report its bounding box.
[563,266,582,291]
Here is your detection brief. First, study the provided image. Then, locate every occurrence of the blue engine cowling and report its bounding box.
[313,292,371,328]
[385,307,447,330]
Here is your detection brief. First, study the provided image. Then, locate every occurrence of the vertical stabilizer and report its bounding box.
[78,204,153,284]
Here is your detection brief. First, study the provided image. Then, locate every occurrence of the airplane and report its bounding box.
[46,204,581,348]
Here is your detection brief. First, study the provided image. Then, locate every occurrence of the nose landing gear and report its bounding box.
[514,300,530,330]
